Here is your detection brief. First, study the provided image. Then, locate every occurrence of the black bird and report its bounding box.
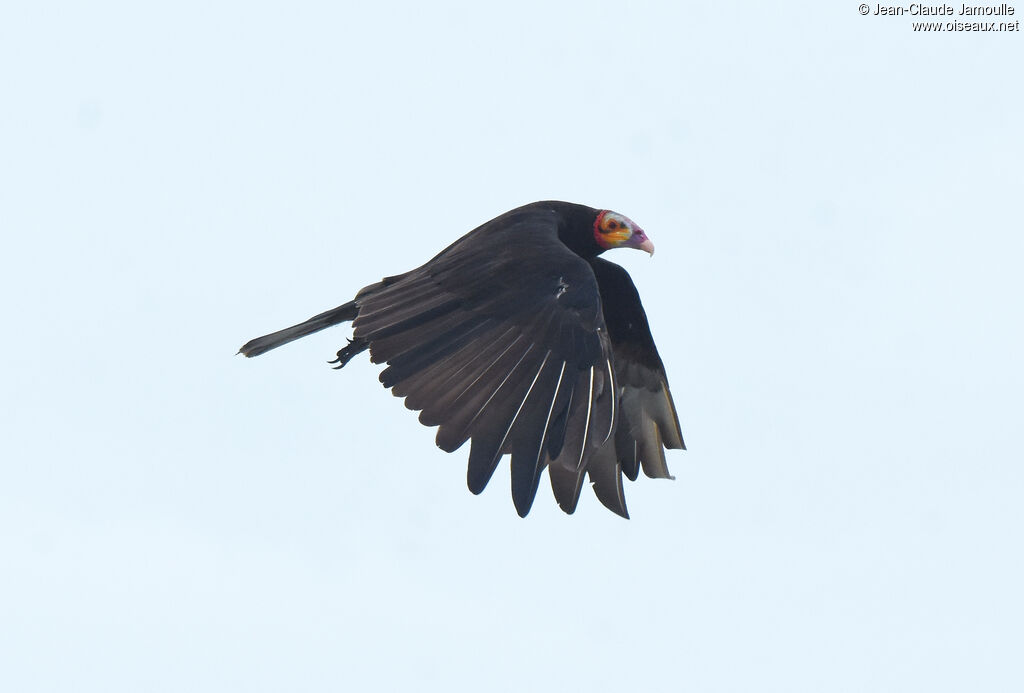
[240,201,684,517]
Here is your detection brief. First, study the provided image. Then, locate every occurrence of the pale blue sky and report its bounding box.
[2,2,1021,691]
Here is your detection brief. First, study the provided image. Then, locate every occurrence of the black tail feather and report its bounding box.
[239,301,358,358]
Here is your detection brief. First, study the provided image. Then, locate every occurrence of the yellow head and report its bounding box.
[593,210,654,255]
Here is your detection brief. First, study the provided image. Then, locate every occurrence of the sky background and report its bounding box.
[2,2,1022,691]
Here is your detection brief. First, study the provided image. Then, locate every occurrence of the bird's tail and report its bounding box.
[239,300,359,358]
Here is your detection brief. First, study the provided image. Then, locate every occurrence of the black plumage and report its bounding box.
[239,201,684,517]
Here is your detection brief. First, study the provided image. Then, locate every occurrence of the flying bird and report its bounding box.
[240,201,684,517]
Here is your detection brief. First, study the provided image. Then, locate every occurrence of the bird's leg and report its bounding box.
[328,337,369,370]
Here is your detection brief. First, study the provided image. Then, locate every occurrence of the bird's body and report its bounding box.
[240,201,684,517]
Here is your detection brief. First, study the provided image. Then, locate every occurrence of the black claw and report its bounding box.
[327,337,368,370]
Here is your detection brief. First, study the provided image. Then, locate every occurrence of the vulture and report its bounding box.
[240,201,684,517]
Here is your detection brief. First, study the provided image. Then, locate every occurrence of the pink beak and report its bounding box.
[628,228,655,256]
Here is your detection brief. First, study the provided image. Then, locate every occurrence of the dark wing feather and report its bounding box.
[547,356,623,516]
[583,257,685,514]
[351,207,615,516]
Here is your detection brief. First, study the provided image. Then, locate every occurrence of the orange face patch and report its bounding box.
[593,210,634,249]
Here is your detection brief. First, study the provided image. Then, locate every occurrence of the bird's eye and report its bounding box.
[607,220,618,230]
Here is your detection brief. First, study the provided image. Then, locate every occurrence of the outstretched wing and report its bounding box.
[351,206,617,516]
[551,257,685,518]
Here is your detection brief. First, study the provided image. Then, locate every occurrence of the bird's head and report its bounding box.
[593,210,654,256]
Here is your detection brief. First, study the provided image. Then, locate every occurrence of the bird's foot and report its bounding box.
[328,337,368,370]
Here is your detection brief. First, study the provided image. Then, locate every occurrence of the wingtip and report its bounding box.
[511,477,540,517]
[588,458,630,519]
[593,488,630,519]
